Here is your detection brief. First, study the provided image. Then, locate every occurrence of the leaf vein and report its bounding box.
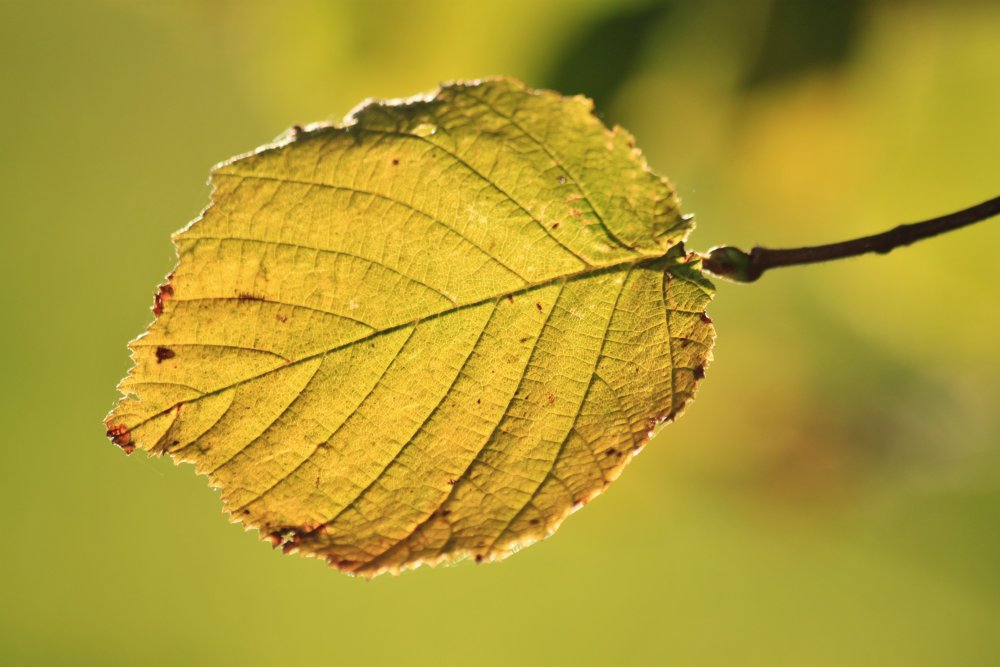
[120,257,671,436]
[210,172,530,284]
[232,327,418,513]
[174,295,378,330]
[486,271,630,550]
[458,87,637,252]
[317,301,500,534]
[360,127,594,267]
[357,281,568,570]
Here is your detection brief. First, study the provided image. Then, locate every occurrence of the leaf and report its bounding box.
[105,77,716,576]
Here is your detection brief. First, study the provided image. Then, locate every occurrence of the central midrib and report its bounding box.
[120,248,683,434]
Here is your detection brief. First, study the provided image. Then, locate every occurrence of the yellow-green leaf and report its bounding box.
[105,77,716,576]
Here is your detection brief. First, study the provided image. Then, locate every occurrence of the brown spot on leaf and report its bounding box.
[551,222,560,229]
[331,558,358,571]
[276,314,288,323]
[518,336,530,344]
[237,292,263,301]
[535,302,543,312]
[152,283,174,316]
[546,392,556,405]
[700,312,713,324]
[291,124,304,138]
[570,208,582,218]
[106,423,134,454]
[604,447,617,457]
[391,158,400,166]
[299,521,323,535]
[475,554,484,563]
[155,346,175,363]
[268,527,302,552]
[506,294,514,304]
[447,478,457,486]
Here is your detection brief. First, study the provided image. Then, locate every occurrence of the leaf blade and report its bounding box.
[106,77,715,575]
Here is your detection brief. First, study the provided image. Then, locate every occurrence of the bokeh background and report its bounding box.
[2,0,999,664]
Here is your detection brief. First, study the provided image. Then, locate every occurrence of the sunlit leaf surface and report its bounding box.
[105,78,715,576]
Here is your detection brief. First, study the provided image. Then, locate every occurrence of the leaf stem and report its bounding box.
[702,194,1000,282]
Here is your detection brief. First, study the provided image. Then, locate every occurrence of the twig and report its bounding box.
[702,195,1000,282]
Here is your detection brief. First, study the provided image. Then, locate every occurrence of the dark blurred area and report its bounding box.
[544,1,675,121]
[741,0,866,89]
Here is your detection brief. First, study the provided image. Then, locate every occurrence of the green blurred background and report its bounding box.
[2,0,999,664]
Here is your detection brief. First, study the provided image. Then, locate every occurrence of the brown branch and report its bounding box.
[702,194,1000,283]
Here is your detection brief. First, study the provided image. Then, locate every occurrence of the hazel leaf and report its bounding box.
[105,77,715,577]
